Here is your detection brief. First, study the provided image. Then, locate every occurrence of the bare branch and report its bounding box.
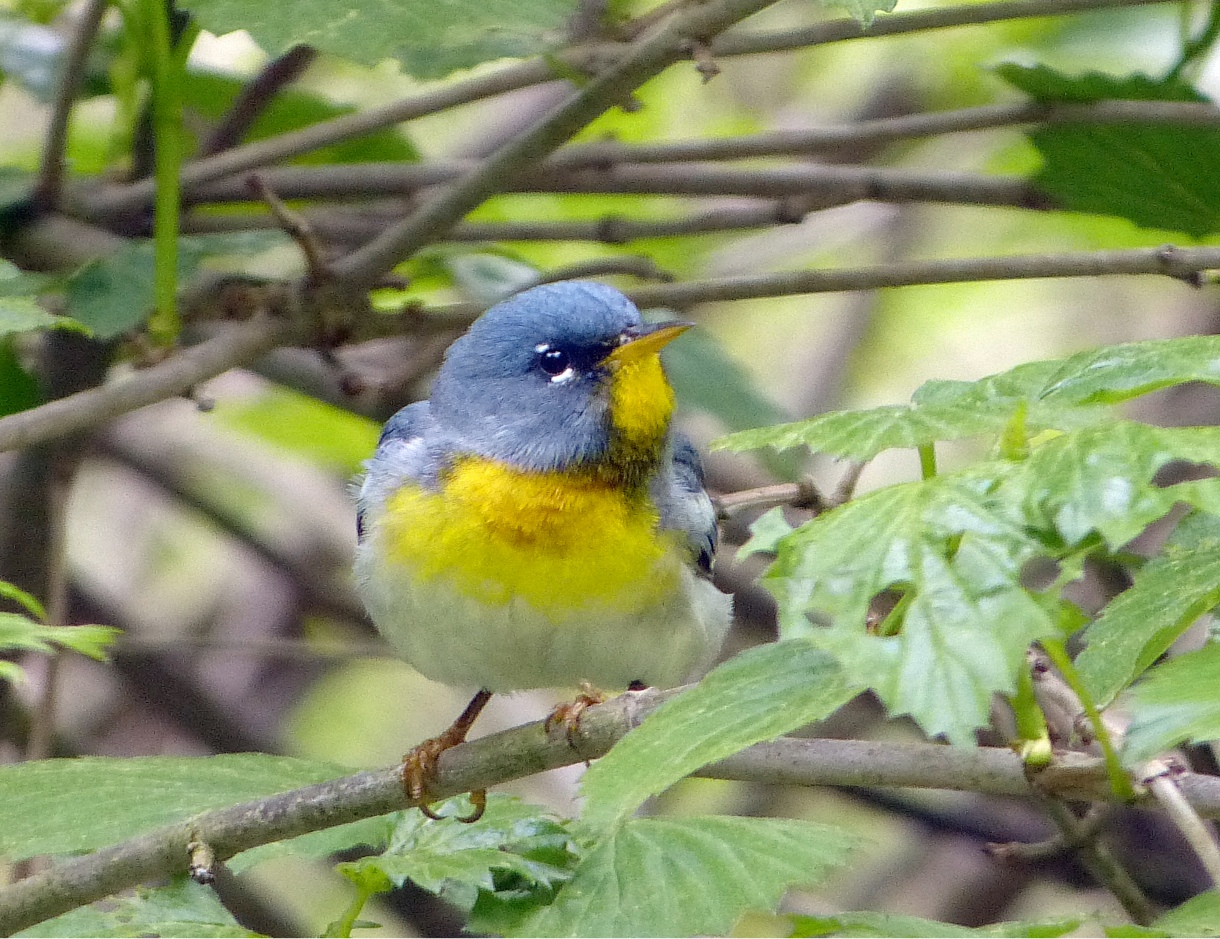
[1141,758,1220,887]
[328,0,792,291]
[0,315,296,455]
[176,161,1048,210]
[2,685,1220,934]
[35,0,110,209]
[197,46,317,158]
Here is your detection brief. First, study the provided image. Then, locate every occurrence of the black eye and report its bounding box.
[539,347,571,377]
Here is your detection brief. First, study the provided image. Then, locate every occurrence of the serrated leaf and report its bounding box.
[1077,512,1220,707]
[177,0,579,79]
[0,614,120,668]
[791,911,1079,937]
[997,63,1220,236]
[0,754,349,860]
[16,876,258,938]
[581,640,855,830]
[518,816,858,938]
[338,795,576,898]
[1148,890,1220,937]
[716,336,1220,461]
[1123,642,1220,764]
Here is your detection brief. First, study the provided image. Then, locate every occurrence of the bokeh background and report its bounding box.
[0,0,1215,933]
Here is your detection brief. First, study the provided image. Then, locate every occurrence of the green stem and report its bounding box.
[146,0,187,345]
[1040,638,1136,801]
[1167,0,1220,79]
[325,880,377,939]
[918,443,937,479]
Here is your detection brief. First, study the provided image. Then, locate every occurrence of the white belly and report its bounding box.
[354,543,732,692]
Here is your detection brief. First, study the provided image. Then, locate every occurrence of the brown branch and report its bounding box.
[2,687,1220,934]
[197,46,318,158]
[35,0,109,209]
[0,316,297,455]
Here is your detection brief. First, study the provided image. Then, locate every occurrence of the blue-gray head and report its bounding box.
[429,281,688,474]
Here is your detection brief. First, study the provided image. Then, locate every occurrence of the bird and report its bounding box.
[354,280,733,820]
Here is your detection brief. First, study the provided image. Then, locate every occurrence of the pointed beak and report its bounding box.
[605,321,693,367]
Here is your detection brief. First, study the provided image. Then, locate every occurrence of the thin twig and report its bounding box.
[247,173,330,279]
[197,46,317,158]
[0,316,296,455]
[715,479,822,519]
[76,0,1172,220]
[4,688,1220,934]
[1141,759,1220,887]
[35,0,109,209]
[175,161,1048,209]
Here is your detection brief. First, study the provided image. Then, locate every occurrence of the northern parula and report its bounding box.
[354,280,732,816]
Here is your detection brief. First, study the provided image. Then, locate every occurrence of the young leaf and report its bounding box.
[1123,642,1220,764]
[0,754,349,860]
[337,795,576,899]
[580,639,856,830]
[716,336,1220,461]
[997,64,1220,237]
[0,578,47,619]
[1146,889,1220,938]
[1077,511,1220,707]
[0,614,121,679]
[15,876,258,938]
[176,0,579,79]
[517,816,858,938]
[791,911,1079,937]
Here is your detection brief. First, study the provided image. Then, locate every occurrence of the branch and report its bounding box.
[197,46,317,158]
[328,0,790,291]
[621,244,1220,307]
[0,315,296,455]
[714,0,1176,58]
[177,162,1048,210]
[80,60,555,219]
[3,685,1220,935]
[34,0,110,209]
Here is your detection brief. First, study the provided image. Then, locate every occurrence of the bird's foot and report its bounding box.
[545,682,609,750]
[402,689,492,823]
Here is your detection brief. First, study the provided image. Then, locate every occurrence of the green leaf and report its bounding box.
[177,0,579,79]
[16,876,258,938]
[0,754,349,860]
[997,64,1220,236]
[791,911,1079,937]
[0,578,47,619]
[1123,642,1220,764]
[65,233,287,339]
[716,336,1220,461]
[1149,890,1220,937]
[0,337,39,418]
[518,815,857,938]
[0,260,80,337]
[1077,512,1220,707]
[0,614,121,681]
[581,640,855,830]
[339,795,576,897]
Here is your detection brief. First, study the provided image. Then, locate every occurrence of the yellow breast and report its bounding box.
[379,457,681,619]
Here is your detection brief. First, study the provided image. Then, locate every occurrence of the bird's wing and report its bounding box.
[356,401,436,541]
[653,433,719,578]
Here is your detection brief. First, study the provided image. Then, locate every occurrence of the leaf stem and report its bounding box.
[918,443,937,479]
[1040,638,1136,801]
[325,880,376,939]
[146,0,189,345]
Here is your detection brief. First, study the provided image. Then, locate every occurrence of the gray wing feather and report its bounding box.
[356,401,437,541]
[653,433,718,577]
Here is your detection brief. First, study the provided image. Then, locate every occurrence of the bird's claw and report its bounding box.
[401,736,488,823]
[545,683,608,749]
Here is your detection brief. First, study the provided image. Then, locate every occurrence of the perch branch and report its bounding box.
[3,685,1220,934]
